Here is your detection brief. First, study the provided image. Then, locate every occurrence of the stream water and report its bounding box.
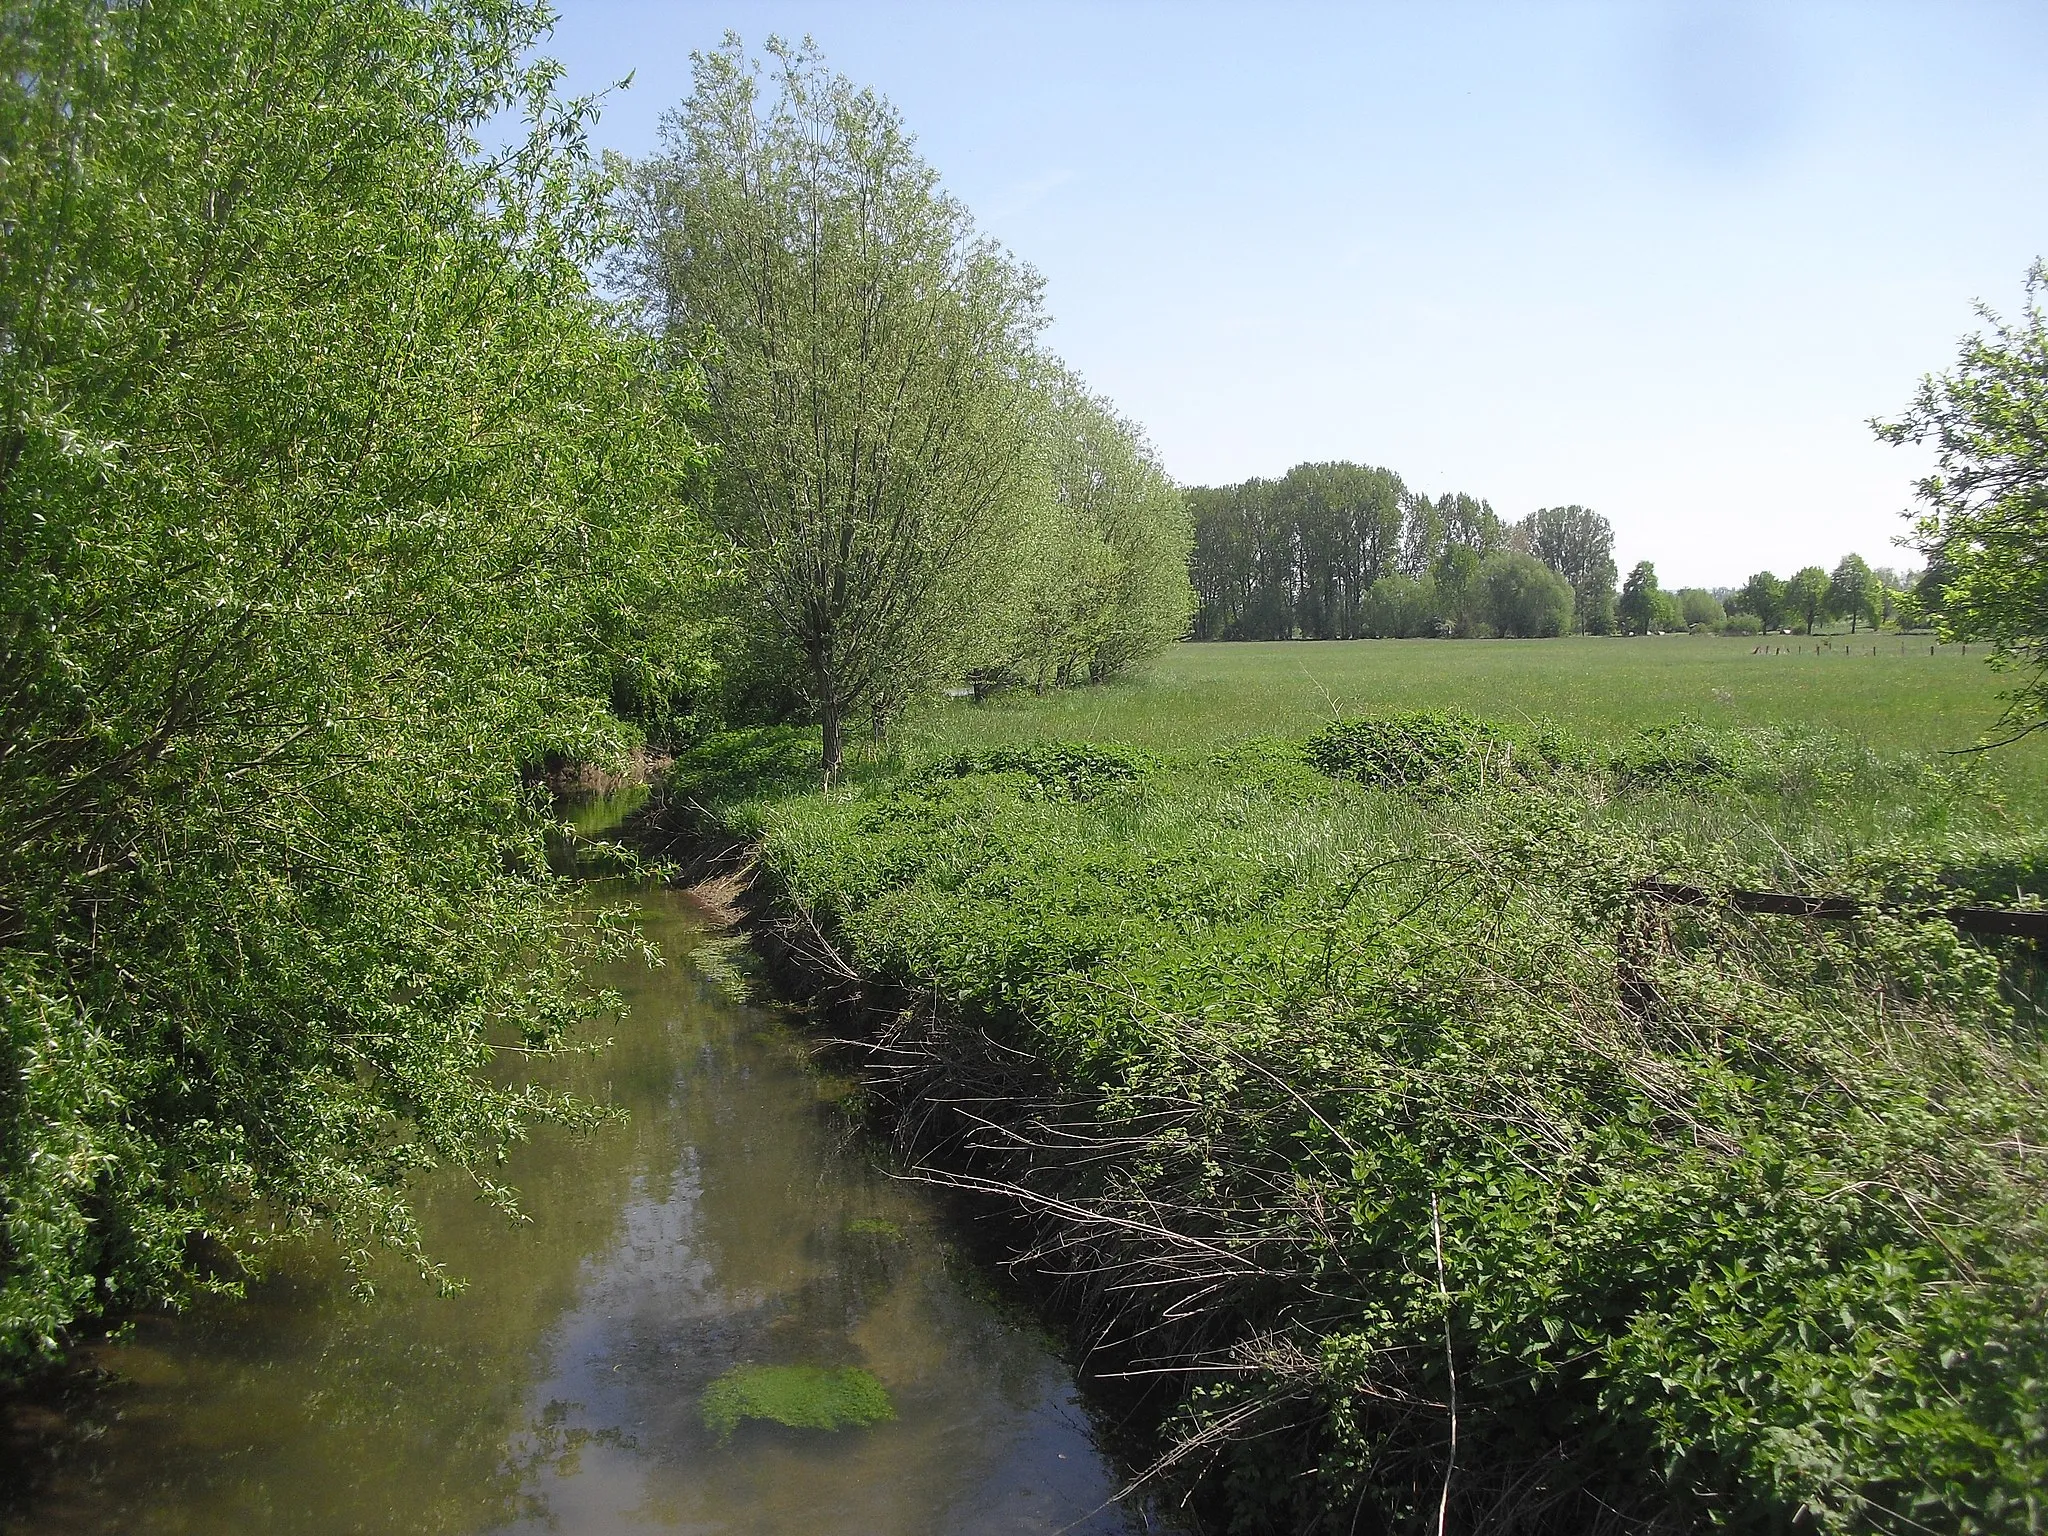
[4,807,1150,1535]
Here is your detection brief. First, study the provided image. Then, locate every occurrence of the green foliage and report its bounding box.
[1358,570,1443,638]
[700,1364,896,1440]
[921,743,1157,802]
[685,692,2048,1530]
[1828,554,1880,634]
[1514,504,1620,634]
[0,0,710,1369]
[1305,711,1544,794]
[1609,719,1739,787]
[1731,570,1789,631]
[620,38,1188,772]
[1677,587,1727,631]
[1617,561,1685,634]
[1787,566,1831,634]
[1879,259,2048,743]
[1189,464,1535,640]
[621,35,1049,777]
[997,368,1195,692]
[1480,548,1576,637]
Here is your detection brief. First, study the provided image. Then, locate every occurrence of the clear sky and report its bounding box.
[540,1,2048,588]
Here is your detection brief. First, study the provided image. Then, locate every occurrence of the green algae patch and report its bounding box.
[700,1365,895,1441]
[843,1217,904,1241]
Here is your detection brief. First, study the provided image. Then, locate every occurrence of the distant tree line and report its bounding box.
[1189,467,1615,639]
[1189,464,1936,644]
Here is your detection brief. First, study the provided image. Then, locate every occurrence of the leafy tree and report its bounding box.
[1826,554,1878,633]
[1001,369,1194,692]
[0,0,708,1370]
[1677,588,1726,631]
[623,36,1045,779]
[1879,259,2048,741]
[1729,571,1788,631]
[1616,561,1662,634]
[1786,565,1830,634]
[1279,463,1407,639]
[1359,573,1438,638]
[1479,550,1574,637]
[1432,543,1485,636]
[1511,505,1617,634]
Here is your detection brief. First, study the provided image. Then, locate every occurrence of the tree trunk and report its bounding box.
[820,699,844,785]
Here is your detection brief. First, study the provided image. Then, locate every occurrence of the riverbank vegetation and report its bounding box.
[0,0,726,1372]
[0,13,1188,1373]
[617,37,1193,777]
[9,3,2048,1530]
[672,643,2048,1532]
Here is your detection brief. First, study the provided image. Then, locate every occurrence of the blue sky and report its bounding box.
[542,2,2048,587]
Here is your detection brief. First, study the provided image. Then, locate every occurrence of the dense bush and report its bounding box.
[1305,711,1538,794]
[920,743,1159,801]
[690,722,2048,1533]
[0,0,708,1368]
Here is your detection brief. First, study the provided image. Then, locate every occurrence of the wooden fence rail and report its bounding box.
[1633,878,2048,942]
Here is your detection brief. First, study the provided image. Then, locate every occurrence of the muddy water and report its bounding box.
[6,866,1148,1535]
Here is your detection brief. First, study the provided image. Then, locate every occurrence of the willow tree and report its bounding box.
[1003,369,1194,691]
[624,37,1046,778]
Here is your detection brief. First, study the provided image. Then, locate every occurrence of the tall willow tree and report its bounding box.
[1003,370,1194,690]
[1510,504,1618,634]
[624,37,1046,779]
[0,0,708,1369]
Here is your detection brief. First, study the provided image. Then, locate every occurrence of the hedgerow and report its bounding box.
[679,719,2047,1534]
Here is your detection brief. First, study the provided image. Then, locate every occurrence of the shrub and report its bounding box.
[1305,711,1530,794]
[919,743,1157,801]
[1609,719,1741,787]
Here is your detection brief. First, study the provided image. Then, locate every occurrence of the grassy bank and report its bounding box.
[668,642,2048,1533]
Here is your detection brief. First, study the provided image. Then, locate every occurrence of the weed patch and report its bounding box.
[699,1364,895,1441]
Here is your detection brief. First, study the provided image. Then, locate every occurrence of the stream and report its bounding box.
[3,800,1150,1535]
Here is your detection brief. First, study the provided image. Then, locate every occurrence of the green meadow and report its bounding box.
[913,634,2033,760]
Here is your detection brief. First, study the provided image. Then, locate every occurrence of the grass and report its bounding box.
[890,638,2045,813]
[667,637,2048,1534]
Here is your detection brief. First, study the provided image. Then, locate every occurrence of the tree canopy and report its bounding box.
[621,37,1190,772]
[1880,259,2048,741]
[0,0,711,1367]
[621,37,1048,778]
[1786,566,1830,634]
[1510,505,1618,634]
[1729,571,1789,632]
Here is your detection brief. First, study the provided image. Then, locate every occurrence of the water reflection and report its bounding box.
[6,881,1146,1535]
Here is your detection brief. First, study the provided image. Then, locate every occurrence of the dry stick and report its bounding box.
[1432,1191,1458,1536]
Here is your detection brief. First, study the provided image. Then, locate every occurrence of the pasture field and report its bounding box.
[673,636,2048,1534]
[907,636,2044,801]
